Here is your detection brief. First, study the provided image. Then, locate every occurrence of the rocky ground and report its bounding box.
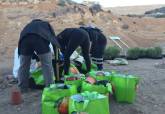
[0,59,165,114]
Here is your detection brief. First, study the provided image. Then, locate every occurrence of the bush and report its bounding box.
[89,4,103,15]
[127,46,163,60]
[146,47,155,58]
[127,47,140,60]
[65,0,74,5]
[78,21,85,26]
[146,47,162,59]
[139,48,147,58]
[104,46,120,60]
[58,0,66,6]
[155,46,162,56]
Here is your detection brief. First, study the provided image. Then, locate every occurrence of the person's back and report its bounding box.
[20,19,54,40]
[57,28,91,75]
[19,19,60,53]
[57,28,75,51]
[80,26,107,70]
[18,19,60,93]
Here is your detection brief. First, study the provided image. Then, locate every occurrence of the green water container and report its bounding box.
[111,74,140,103]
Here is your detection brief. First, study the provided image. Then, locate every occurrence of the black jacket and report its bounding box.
[80,27,107,53]
[18,19,60,54]
[57,28,77,52]
[57,28,91,74]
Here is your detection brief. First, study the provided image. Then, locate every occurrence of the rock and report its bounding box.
[118,17,122,21]
[133,21,136,24]
[107,10,111,13]
[154,104,158,108]
[112,20,118,24]
[17,107,21,111]
[122,24,129,29]
[27,0,33,3]
[89,4,103,15]
[34,0,39,4]
[19,2,28,5]
[1,2,11,5]
[17,22,22,27]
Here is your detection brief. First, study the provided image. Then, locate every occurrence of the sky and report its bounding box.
[72,0,165,7]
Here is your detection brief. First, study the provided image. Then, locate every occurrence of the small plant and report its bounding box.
[65,0,74,5]
[118,17,122,21]
[139,48,147,58]
[104,46,120,60]
[78,21,85,26]
[58,0,66,6]
[127,47,163,60]
[127,47,140,60]
[146,47,156,58]
[146,47,162,59]
[154,47,162,57]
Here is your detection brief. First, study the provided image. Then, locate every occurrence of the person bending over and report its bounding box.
[80,26,107,70]
[18,19,60,93]
[57,28,91,75]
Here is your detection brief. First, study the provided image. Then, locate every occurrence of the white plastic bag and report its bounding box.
[12,48,37,78]
[70,51,84,63]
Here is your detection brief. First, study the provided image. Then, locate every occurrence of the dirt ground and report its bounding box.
[0,59,165,114]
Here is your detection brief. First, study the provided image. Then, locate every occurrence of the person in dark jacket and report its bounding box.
[80,26,107,70]
[57,28,91,75]
[18,19,60,93]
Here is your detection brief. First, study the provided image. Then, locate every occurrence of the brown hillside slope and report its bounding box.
[0,0,165,70]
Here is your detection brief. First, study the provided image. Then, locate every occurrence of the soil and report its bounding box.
[0,59,165,114]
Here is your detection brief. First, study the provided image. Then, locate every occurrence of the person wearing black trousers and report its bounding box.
[80,26,107,70]
[57,28,91,75]
[18,19,60,93]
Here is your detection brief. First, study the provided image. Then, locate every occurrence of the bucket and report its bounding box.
[11,87,22,105]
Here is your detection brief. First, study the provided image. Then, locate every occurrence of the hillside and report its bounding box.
[0,0,165,71]
[107,4,165,15]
